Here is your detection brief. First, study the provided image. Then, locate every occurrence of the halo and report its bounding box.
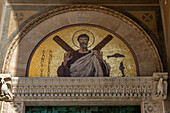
[72,29,95,48]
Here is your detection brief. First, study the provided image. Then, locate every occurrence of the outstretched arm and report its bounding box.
[57,52,72,77]
[57,62,70,77]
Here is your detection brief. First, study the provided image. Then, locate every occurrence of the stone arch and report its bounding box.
[2,5,163,76]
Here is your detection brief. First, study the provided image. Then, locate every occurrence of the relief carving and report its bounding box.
[142,100,164,113]
[152,73,168,100]
[0,74,13,102]
[12,77,153,102]
[0,73,166,113]
[1,102,24,113]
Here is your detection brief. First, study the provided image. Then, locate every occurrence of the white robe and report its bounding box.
[70,51,110,77]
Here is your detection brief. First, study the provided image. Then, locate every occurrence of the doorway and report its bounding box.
[26,106,141,113]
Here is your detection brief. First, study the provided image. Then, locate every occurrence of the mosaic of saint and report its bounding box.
[27,24,139,77]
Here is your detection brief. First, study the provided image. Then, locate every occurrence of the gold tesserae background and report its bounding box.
[28,25,137,77]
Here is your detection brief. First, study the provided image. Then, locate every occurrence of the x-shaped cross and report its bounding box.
[53,35,113,53]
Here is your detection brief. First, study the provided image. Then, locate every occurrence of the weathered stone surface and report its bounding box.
[0,74,13,102]
[0,101,24,113]
[141,100,165,113]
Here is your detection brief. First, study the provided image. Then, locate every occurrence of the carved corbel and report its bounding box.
[0,74,13,102]
[152,72,168,100]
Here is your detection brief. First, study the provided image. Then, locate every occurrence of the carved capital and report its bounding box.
[0,74,13,102]
[141,100,165,113]
[152,72,168,100]
[0,101,24,113]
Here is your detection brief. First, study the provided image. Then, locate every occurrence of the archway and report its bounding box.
[2,5,163,77]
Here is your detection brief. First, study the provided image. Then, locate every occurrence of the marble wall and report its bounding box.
[0,0,4,26]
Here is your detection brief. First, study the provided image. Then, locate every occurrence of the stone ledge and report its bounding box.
[0,73,168,113]
[12,77,153,102]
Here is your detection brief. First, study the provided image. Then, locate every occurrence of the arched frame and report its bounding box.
[2,5,163,76]
[26,24,139,77]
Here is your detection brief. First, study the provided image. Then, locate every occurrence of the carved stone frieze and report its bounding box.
[0,74,13,102]
[0,73,168,113]
[152,72,168,100]
[11,77,153,102]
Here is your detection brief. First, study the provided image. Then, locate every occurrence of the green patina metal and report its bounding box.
[26,106,141,113]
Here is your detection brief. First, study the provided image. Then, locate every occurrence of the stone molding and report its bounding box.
[0,73,168,113]
[2,5,163,75]
[10,74,167,102]
[12,77,152,102]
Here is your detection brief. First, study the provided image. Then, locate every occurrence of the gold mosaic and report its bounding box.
[28,25,137,77]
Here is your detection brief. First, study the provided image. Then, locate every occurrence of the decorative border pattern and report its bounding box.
[25,24,140,77]
[12,77,153,102]
[0,73,167,113]
[2,5,163,73]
